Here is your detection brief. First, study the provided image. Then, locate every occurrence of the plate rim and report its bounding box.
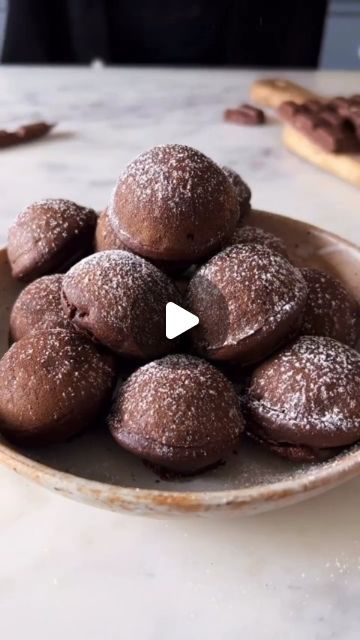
[1,209,360,515]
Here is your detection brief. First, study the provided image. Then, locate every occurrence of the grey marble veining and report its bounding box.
[0,67,360,640]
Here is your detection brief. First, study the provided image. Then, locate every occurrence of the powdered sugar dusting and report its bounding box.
[10,274,68,339]
[22,198,93,219]
[110,144,229,222]
[62,250,180,355]
[222,166,251,205]
[64,249,177,324]
[95,209,124,251]
[0,328,115,424]
[15,274,63,315]
[188,244,307,348]
[8,198,96,267]
[229,225,288,257]
[110,354,244,454]
[300,267,359,346]
[248,336,360,434]
[17,329,112,386]
[108,145,237,260]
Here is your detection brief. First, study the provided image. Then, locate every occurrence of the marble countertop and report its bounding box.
[0,67,360,640]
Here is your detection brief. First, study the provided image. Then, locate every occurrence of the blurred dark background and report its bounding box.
[0,0,358,68]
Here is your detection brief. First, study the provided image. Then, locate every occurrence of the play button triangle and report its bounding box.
[166,302,199,339]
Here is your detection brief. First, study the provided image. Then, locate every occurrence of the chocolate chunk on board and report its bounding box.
[278,97,360,153]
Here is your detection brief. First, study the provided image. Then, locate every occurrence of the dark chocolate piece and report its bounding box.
[0,130,19,147]
[304,99,323,112]
[224,104,265,125]
[278,96,360,153]
[312,123,345,153]
[329,96,348,112]
[0,122,55,148]
[278,100,298,121]
[318,109,343,127]
[294,106,317,133]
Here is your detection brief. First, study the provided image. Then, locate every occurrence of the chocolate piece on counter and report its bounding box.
[238,104,266,124]
[244,336,360,462]
[17,122,55,142]
[0,328,117,446]
[224,109,243,125]
[0,122,55,149]
[109,354,244,475]
[0,130,19,147]
[224,104,265,125]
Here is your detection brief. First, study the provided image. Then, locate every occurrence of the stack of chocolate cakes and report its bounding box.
[0,144,359,476]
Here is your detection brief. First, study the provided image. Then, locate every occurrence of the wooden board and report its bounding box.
[250,78,360,188]
[250,78,317,109]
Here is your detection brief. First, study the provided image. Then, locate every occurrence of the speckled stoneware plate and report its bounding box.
[0,210,360,518]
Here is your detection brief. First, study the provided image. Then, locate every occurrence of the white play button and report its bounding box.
[166,302,199,339]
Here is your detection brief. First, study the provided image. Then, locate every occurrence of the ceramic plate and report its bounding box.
[1,210,359,517]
